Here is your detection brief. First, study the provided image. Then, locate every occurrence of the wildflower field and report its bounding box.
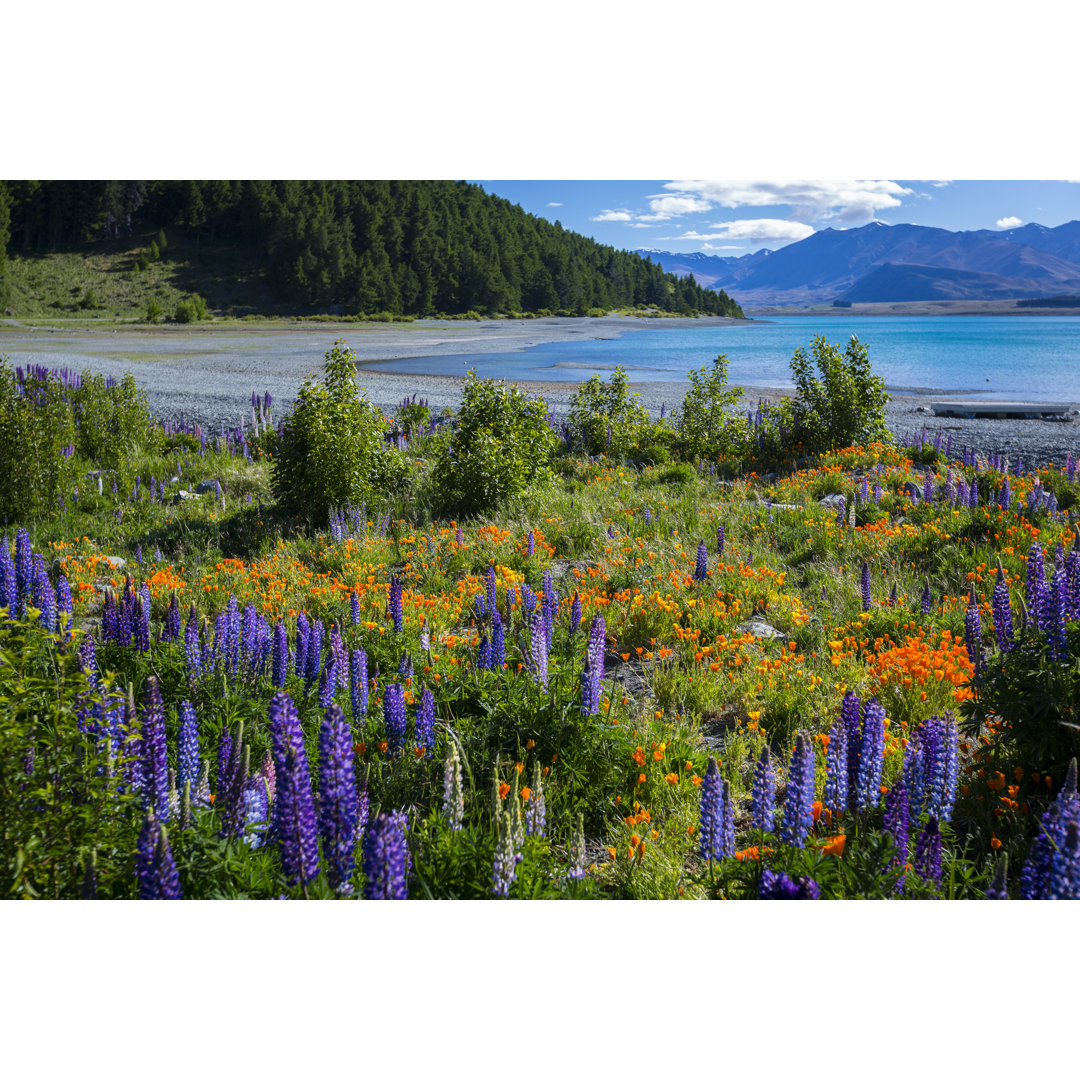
[3,337,1080,901]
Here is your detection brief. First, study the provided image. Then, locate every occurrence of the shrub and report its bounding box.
[785,335,890,454]
[568,366,651,456]
[271,340,406,523]
[174,294,208,323]
[77,287,100,311]
[0,359,78,521]
[143,298,162,323]
[432,372,557,515]
[673,354,747,460]
[69,372,154,468]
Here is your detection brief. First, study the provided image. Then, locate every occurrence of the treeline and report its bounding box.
[0,180,743,318]
[1017,295,1080,308]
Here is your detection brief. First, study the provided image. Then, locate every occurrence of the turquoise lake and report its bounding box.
[367,316,1080,401]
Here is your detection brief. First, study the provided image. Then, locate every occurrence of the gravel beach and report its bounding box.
[3,315,1079,468]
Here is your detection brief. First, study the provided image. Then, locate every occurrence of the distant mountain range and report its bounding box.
[635,220,1080,308]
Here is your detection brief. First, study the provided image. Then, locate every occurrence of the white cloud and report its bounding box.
[659,180,912,224]
[675,218,816,245]
[590,209,632,222]
[636,194,713,221]
[996,215,1023,229]
[627,222,654,228]
[701,243,746,251]
[547,201,563,207]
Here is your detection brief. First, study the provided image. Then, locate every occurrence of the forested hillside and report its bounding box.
[0,181,742,318]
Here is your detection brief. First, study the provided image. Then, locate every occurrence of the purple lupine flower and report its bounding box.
[872,480,882,503]
[177,701,200,796]
[56,574,73,631]
[32,563,56,632]
[834,495,846,527]
[1021,808,1059,900]
[269,690,320,889]
[751,745,776,832]
[318,704,359,894]
[860,560,871,611]
[984,854,1009,899]
[923,470,933,504]
[218,726,250,840]
[305,617,323,688]
[914,815,943,883]
[968,477,978,508]
[1047,821,1080,900]
[143,820,183,900]
[991,564,1014,653]
[141,677,170,821]
[183,605,202,681]
[350,589,362,626]
[492,810,518,898]
[162,591,180,642]
[1048,570,1069,662]
[841,690,862,810]
[759,868,820,900]
[999,477,1011,510]
[362,811,409,899]
[822,721,848,816]
[694,541,708,581]
[855,700,886,813]
[271,620,288,688]
[443,742,465,830]
[530,611,549,689]
[569,591,581,635]
[717,524,725,556]
[350,648,368,722]
[883,781,910,892]
[781,732,815,848]
[964,586,981,675]
[242,778,269,848]
[643,506,652,527]
[526,530,535,558]
[698,757,728,860]
[295,611,310,678]
[722,779,735,856]
[135,809,159,897]
[318,653,338,707]
[477,632,491,671]
[415,686,435,754]
[388,575,404,631]
[383,683,407,754]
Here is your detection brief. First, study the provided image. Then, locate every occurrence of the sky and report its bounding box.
[476,180,1080,257]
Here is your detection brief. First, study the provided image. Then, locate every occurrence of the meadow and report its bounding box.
[2,335,1078,900]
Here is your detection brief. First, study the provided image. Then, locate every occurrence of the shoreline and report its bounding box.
[4,315,1079,467]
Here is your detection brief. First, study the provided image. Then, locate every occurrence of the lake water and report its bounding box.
[368,315,1080,402]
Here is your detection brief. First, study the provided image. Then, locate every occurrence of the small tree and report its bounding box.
[567,365,650,455]
[271,341,405,522]
[433,373,557,515]
[785,335,890,453]
[673,353,746,459]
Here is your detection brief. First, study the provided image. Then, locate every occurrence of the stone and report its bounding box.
[195,479,218,495]
[103,555,126,570]
[171,489,201,505]
[736,618,787,641]
[818,493,846,510]
[902,481,922,502]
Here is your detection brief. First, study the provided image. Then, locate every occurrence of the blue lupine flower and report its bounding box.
[904,733,927,823]
[751,745,776,832]
[318,653,337,708]
[918,578,933,615]
[363,811,409,899]
[177,700,200,796]
[184,605,202,681]
[350,590,362,625]
[569,591,581,635]
[1026,542,1045,631]
[860,560,871,611]
[694,541,708,581]
[914,815,943,883]
[530,611,549,689]
[305,618,323,688]
[485,564,497,618]
[984,854,1010,899]
[388,576,404,632]
[141,677,170,821]
[383,683,407,754]
[318,704,359,894]
[272,620,289,688]
[923,471,933,504]
[415,686,435,753]
[527,530,535,558]
[477,633,491,670]
[822,721,848,816]
[1048,571,1069,661]
[268,690,320,889]
[991,565,1014,653]
[759,868,820,900]
[295,612,309,678]
[840,690,862,810]
[242,779,270,849]
[137,816,183,900]
[781,732,815,847]
[491,609,505,667]
[716,524,724,556]
[1047,821,1080,900]
[855,700,886,812]
[350,648,368,722]
[698,757,728,860]
[883,781,909,892]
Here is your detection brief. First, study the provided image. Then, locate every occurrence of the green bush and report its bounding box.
[432,372,558,516]
[673,353,747,459]
[568,366,651,456]
[174,294,208,323]
[144,298,162,323]
[69,372,154,468]
[786,335,890,454]
[77,287,100,311]
[271,340,406,523]
[0,359,78,521]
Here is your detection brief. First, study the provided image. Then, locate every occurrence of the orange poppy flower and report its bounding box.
[498,782,511,799]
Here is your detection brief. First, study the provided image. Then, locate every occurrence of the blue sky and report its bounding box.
[477,181,1080,256]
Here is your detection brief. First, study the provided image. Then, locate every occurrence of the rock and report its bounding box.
[902,481,922,502]
[818,493,846,510]
[172,489,201,505]
[765,502,803,512]
[736,618,787,641]
[195,479,218,495]
[103,555,126,570]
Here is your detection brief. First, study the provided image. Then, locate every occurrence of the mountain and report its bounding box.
[636,219,1080,308]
